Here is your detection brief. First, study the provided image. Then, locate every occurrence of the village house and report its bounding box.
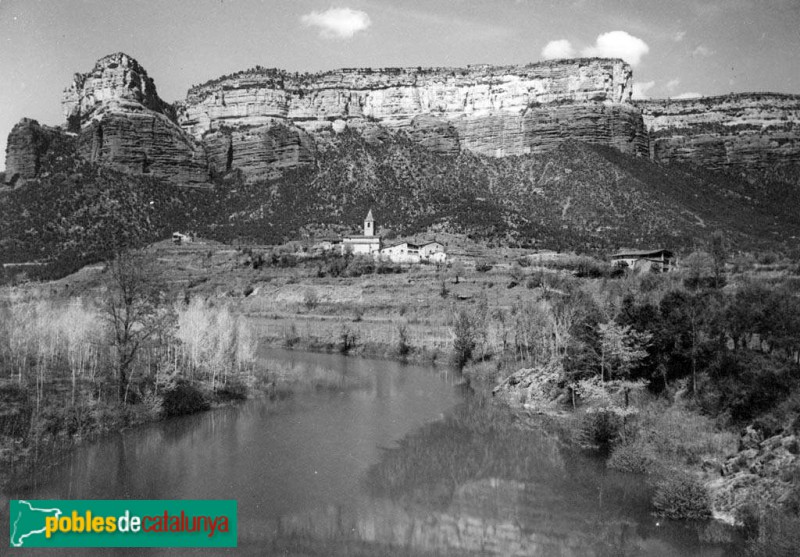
[315,210,447,263]
[172,232,193,244]
[380,242,421,263]
[419,241,446,263]
[611,248,674,272]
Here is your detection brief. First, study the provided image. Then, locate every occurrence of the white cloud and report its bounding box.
[666,78,680,90]
[301,8,371,39]
[632,81,655,100]
[673,31,686,42]
[692,45,714,57]
[541,39,576,60]
[672,92,703,99]
[581,30,650,66]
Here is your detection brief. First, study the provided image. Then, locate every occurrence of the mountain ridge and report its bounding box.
[2,53,799,278]
[5,52,800,186]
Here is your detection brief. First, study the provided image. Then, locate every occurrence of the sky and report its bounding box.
[1,0,799,170]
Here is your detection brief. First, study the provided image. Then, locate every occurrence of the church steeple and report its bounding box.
[364,209,375,237]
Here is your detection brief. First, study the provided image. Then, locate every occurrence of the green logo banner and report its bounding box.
[9,500,237,547]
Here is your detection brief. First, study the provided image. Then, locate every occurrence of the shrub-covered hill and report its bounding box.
[2,128,799,279]
[214,130,800,252]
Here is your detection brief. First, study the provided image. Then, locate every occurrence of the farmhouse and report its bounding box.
[419,241,446,263]
[380,242,421,263]
[172,232,193,244]
[611,249,674,272]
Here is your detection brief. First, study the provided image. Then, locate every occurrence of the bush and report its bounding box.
[652,472,712,519]
[215,381,248,402]
[162,382,210,418]
[745,508,800,557]
[578,409,624,451]
[303,288,319,310]
[574,258,607,278]
[346,257,375,277]
[376,260,403,274]
[0,384,32,439]
[608,438,657,474]
[397,324,411,358]
[526,273,543,289]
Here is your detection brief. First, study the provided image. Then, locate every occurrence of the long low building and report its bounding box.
[611,249,674,272]
[380,241,446,263]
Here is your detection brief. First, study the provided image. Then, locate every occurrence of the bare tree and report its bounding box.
[103,250,173,403]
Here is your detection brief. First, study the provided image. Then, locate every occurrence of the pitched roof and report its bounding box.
[364,209,375,222]
[611,248,673,258]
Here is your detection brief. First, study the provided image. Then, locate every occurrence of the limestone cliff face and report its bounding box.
[177,58,647,159]
[638,94,800,176]
[202,120,316,179]
[6,53,800,187]
[4,119,68,185]
[60,53,209,185]
[62,52,176,129]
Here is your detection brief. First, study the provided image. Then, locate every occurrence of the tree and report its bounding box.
[450,260,466,284]
[452,309,475,368]
[682,250,715,290]
[597,321,652,407]
[709,231,727,289]
[598,322,652,383]
[103,250,173,403]
[658,291,717,397]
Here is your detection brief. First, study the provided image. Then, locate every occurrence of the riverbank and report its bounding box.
[3,241,800,554]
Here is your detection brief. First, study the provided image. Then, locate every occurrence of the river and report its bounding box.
[4,349,740,556]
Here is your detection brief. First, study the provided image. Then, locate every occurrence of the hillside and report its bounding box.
[2,129,798,280]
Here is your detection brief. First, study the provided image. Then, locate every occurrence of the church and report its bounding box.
[341,209,381,255]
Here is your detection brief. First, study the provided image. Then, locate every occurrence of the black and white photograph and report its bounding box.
[1,0,800,554]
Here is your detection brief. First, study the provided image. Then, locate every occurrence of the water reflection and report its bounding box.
[2,350,739,556]
[254,398,740,556]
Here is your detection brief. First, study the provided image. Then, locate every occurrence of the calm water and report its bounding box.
[3,349,739,556]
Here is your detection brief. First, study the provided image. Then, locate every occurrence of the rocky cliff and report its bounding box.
[3,119,70,186]
[4,53,800,187]
[638,94,800,176]
[63,53,209,185]
[5,53,209,186]
[177,58,647,164]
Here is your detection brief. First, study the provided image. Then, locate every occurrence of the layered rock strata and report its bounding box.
[62,52,176,129]
[60,53,209,185]
[638,94,800,175]
[5,53,800,186]
[178,58,648,160]
[4,119,68,185]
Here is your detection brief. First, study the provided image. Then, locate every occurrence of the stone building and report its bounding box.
[342,209,381,255]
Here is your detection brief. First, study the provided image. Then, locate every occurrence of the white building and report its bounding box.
[380,242,421,263]
[380,240,447,263]
[342,209,381,255]
[419,241,446,263]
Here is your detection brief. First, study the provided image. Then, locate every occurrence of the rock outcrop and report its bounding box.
[74,111,209,184]
[638,94,800,177]
[201,120,315,179]
[4,53,209,186]
[4,119,69,186]
[178,58,648,161]
[5,53,800,187]
[62,52,177,129]
[710,426,800,520]
[62,53,209,185]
